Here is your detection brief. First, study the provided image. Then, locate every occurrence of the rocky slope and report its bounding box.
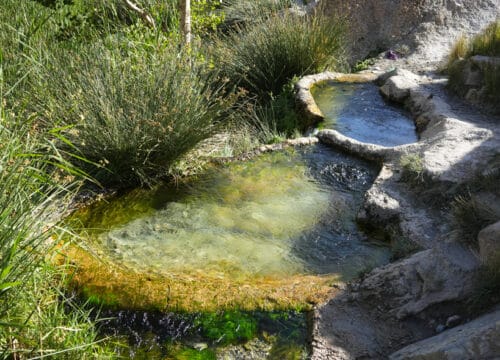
[323,0,500,69]
[296,66,500,358]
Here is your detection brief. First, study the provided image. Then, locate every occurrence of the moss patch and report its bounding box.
[59,245,337,312]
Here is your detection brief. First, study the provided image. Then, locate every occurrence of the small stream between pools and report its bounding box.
[69,81,417,359]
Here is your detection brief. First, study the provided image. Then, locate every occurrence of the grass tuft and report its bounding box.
[215,10,347,99]
[37,42,236,188]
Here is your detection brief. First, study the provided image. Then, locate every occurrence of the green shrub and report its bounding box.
[37,42,235,188]
[221,0,292,28]
[353,58,376,72]
[447,21,500,111]
[446,34,469,67]
[215,11,347,99]
[250,79,302,137]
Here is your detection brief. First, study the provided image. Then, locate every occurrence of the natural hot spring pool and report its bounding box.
[67,144,390,311]
[311,81,418,146]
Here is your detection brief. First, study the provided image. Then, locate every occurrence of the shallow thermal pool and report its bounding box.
[312,81,418,146]
[74,145,390,281]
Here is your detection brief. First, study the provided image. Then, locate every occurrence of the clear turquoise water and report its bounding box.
[76,145,390,281]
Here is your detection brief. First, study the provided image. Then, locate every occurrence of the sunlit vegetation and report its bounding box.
[0,0,348,356]
[447,20,500,109]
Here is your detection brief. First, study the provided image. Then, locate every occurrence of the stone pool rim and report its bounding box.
[295,71,422,162]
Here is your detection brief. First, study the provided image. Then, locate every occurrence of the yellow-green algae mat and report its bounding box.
[62,147,389,311]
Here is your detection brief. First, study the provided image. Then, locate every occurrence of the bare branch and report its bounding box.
[123,0,156,29]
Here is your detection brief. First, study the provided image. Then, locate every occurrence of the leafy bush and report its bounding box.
[215,11,347,99]
[248,79,302,138]
[38,42,235,188]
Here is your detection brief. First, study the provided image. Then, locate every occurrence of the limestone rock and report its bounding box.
[376,68,420,86]
[311,245,480,359]
[478,221,500,265]
[357,173,401,227]
[389,310,500,359]
[380,75,418,103]
[358,244,479,319]
[322,0,500,69]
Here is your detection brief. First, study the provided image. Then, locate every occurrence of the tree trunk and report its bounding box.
[179,0,192,45]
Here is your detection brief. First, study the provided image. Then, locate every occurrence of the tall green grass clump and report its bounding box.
[38,41,235,188]
[0,80,111,358]
[214,9,346,135]
[447,21,500,111]
[448,21,500,65]
[470,20,500,57]
[215,11,347,99]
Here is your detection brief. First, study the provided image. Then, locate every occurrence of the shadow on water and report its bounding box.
[312,81,418,146]
[95,308,310,359]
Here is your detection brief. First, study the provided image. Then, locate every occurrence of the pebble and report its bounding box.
[192,342,208,351]
[435,324,446,333]
[445,315,461,328]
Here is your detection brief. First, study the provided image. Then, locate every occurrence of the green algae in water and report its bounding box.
[311,81,417,146]
[74,146,390,280]
[99,309,309,360]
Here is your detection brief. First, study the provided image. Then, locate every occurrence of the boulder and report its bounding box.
[478,221,500,265]
[380,75,418,103]
[358,244,479,319]
[390,309,500,359]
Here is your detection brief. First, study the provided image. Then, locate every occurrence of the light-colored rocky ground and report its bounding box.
[292,2,500,358]
[323,0,500,71]
[297,67,499,359]
[297,49,500,360]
